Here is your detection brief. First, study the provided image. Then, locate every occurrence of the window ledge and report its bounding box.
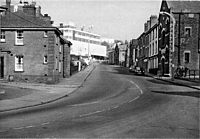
[14,71,24,73]
[15,44,24,46]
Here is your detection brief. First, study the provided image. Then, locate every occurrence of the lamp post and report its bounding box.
[159,11,176,80]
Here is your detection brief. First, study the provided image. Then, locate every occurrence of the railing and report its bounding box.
[174,67,199,80]
[189,70,199,80]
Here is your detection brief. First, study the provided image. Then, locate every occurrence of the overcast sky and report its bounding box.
[6,0,162,41]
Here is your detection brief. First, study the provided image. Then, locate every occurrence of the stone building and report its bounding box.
[159,0,200,76]
[0,1,71,84]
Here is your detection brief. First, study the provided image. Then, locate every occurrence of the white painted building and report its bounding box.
[59,23,107,60]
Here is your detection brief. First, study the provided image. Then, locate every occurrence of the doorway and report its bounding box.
[0,57,4,78]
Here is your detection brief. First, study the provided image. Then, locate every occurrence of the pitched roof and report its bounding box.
[1,11,52,28]
[167,0,200,13]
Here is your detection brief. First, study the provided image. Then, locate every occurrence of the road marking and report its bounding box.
[41,122,50,126]
[13,127,25,130]
[70,101,99,107]
[129,80,144,95]
[128,96,140,103]
[77,80,143,118]
[79,110,103,117]
[24,125,34,129]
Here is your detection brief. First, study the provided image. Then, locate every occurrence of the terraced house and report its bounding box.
[0,0,71,84]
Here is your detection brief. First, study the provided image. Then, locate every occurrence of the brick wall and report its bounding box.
[63,43,71,77]
[173,14,199,71]
[0,29,70,83]
[1,30,50,82]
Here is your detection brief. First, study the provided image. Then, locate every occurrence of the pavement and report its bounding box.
[146,73,200,90]
[0,63,96,113]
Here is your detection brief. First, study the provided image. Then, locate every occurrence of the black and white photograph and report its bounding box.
[0,0,200,138]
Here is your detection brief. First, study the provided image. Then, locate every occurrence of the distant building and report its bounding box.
[0,0,72,84]
[146,16,159,74]
[127,39,137,68]
[59,23,107,61]
[118,44,127,66]
[159,0,200,76]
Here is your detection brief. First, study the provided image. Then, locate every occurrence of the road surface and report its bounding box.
[0,64,199,138]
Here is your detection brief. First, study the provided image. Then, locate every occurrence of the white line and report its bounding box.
[41,122,50,126]
[128,96,140,103]
[129,80,144,95]
[25,125,34,129]
[70,101,99,107]
[113,106,119,109]
[79,110,102,117]
[13,127,25,130]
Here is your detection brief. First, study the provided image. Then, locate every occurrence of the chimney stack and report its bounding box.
[23,4,36,16]
[6,0,11,14]
[150,15,158,28]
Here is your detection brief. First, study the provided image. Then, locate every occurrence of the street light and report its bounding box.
[159,11,176,80]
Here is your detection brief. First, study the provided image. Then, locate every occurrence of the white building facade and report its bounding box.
[59,23,107,60]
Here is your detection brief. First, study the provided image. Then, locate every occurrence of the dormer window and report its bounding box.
[0,31,5,42]
[15,30,23,45]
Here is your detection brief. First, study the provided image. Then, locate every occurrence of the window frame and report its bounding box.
[15,55,24,72]
[15,30,24,45]
[184,51,190,63]
[0,31,6,42]
[44,31,48,38]
[185,27,192,37]
[44,55,48,64]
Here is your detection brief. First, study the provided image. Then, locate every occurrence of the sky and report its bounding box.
[4,0,162,41]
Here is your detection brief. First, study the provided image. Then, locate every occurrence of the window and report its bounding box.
[44,31,48,37]
[162,31,165,45]
[15,30,23,45]
[155,41,157,54]
[0,31,6,42]
[59,45,62,53]
[59,61,62,73]
[188,14,194,18]
[15,55,24,71]
[44,55,48,64]
[184,51,190,63]
[185,27,192,37]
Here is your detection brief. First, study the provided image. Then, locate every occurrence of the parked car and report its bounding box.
[135,67,145,75]
[129,66,136,73]
[129,66,145,75]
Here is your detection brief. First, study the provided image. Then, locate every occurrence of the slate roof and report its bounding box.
[1,10,52,28]
[167,0,200,13]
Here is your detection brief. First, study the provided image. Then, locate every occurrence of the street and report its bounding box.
[0,63,199,138]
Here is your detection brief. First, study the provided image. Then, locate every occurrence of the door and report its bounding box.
[0,57,4,78]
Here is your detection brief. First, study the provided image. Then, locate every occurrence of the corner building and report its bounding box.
[0,2,71,84]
